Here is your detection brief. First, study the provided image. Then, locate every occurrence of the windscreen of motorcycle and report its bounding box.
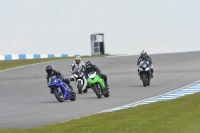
[49,76,57,84]
[88,71,96,79]
[139,60,150,68]
[75,64,84,73]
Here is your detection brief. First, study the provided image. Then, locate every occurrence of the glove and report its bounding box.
[58,76,64,80]
[100,73,103,77]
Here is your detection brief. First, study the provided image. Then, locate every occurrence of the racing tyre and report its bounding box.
[142,74,147,87]
[77,81,82,94]
[54,88,64,102]
[93,84,102,98]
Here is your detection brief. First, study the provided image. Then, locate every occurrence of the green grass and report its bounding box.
[1,92,200,133]
[0,55,106,71]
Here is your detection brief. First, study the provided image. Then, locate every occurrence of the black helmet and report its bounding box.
[141,50,147,57]
[46,65,53,74]
[85,61,92,69]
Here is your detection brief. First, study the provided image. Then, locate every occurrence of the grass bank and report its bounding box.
[0,55,106,71]
[1,92,200,133]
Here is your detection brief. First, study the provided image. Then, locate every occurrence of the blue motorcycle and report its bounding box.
[48,76,76,102]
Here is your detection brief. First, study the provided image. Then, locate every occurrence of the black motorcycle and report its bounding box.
[138,60,152,87]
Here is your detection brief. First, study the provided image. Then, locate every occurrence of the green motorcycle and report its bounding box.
[87,71,110,98]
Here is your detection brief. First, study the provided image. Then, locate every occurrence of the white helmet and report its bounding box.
[141,50,147,57]
[75,56,81,64]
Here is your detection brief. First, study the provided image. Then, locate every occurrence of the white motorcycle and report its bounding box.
[71,67,88,94]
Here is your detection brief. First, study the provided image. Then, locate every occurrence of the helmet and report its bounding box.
[46,65,53,74]
[141,50,147,57]
[75,56,81,64]
[85,61,92,69]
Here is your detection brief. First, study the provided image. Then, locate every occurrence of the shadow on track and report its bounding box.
[78,97,100,99]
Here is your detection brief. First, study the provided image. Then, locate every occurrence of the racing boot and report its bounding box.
[83,89,88,93]
[105,81,109,90]
[106,83,109,88]
[138,71,142,80]
[102,85,109,95]
[139,75,142,80]
[83,86,88,93]
[83,83,90,93]
[50,89,54,94]
[68,84,74,92]
[68,84,76,99]
[151,69,154,78]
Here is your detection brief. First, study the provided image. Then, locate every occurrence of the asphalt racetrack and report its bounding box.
[0,51,200,128]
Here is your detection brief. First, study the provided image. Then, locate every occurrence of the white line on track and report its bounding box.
[101,80,200,113]
[60,80,200,123]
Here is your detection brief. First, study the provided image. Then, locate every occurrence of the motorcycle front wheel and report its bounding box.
[93,84,102,98]
[77,80,82,94]
[142,74,147,87]
[54,88,64,102]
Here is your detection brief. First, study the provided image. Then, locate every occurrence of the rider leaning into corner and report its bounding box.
[45,65,74,94]
[137,50,154,78]
[84,61,109,89]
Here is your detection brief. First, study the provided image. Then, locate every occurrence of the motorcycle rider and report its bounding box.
[137,50,154,77]
[70,56,86,80]
[46,65,73,94]
[70,56,87,92]
[84,61,109,88]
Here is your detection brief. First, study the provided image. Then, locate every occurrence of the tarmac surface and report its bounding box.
[0,51,200,128]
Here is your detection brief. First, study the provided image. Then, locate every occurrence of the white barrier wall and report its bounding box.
[0,54,79,60]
